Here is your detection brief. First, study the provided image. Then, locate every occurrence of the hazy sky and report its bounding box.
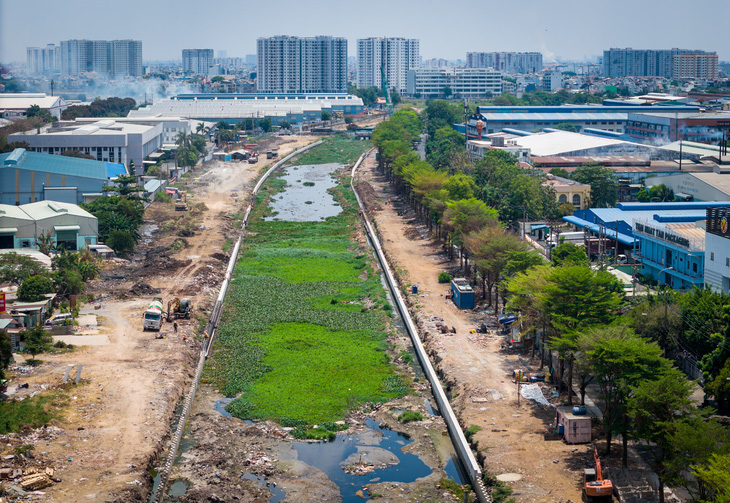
[2,0,729,63]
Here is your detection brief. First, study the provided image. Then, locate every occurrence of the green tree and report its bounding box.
[390,88,402,105]
[106,230,136,257]
[259,118,273,132]
[53,268,84,297]
[548,167,571,178]
[706,359,730,413]
[442,85,452,98]
[572,163,617,208]
[502,250,545,277]
[175,131,199,169]
[554,122,577,132]
[692,454,730,503]
[211,75,225,83]
[442,173,477,200]
[629,370,697,503]
[504,264,552,363]
[22,325,53,360]
[17,275,54,302]
[443,198,499,264]
[648,184,675,202]
[551,241,589,267]
[321,111,331,121]
[667,418,730,501]
[465,227,527,305]
[25,104,52,123]
[579,326,669,462]
[35,231,56,256]
[542,265,623,405]
[0,253,48,286]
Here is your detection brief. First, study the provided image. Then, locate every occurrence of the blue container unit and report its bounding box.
[450,278,475,309]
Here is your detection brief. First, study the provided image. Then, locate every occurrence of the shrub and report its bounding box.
[107,230,136,257]
[154,191,172,203]
[438,272,452,284]
[465,424,482,442]
[18,275,54,302]
[397,410,423,423]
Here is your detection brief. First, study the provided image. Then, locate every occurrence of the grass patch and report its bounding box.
[397,410,423,423]
[0,390,68,434]
[206,138,403,426]
[464,424,482,443]
[292,136,371,166]
[438,478,470,500]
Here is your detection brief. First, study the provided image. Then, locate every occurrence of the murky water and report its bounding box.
[168,479,190,497]
[241,473,286,502]
[264,163,343,222]
[293,418,432,503]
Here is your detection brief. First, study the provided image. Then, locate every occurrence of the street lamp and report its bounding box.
[658,266,674,289]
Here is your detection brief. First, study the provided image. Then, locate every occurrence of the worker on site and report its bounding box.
[173,321,178,333]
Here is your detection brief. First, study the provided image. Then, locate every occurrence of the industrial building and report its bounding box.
[256,36,347,93]
[183,49,214,75]
[564,202,730,290]
[0,93,68,120]
[0,148,127,205]
[705,206,730,293]
[59,39,143,77]
[357,37,420,94]
[9,119,163,172]
[626,111,730,144]
[467,103,700,136]
[128,94,364,126]
[645,172,730,202]
[0,200,99,251]
[406,68,502,98]
[466,52,543,74]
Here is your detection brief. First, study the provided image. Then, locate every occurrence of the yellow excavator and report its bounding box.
[175,192,188,211]
[167,297,192,320]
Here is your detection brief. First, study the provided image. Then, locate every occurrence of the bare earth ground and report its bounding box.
[1,136,316,502]
[356,150,590,503]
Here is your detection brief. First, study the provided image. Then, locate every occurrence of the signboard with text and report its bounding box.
[707,207,730,239]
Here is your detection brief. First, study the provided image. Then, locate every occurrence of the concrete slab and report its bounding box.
[53,335,109,346]
[76,315,98,327]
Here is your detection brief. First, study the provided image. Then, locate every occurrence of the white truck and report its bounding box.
[143,298,164,331]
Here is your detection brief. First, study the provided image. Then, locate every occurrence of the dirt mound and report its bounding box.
[210,252,229,262]
[129,282,159,296]
[355,181,382,211]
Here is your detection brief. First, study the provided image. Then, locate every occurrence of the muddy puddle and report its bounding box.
[264,163,342,222]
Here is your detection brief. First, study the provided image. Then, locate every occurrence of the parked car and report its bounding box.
[45,313,73,326]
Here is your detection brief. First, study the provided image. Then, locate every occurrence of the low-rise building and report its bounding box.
[0,93,68,120]
[9,119,162,174]
[0,200,98,251]
[626,111,730,144]
[406,67,503,98]
[542,174,591,210]
[0,148,127,205]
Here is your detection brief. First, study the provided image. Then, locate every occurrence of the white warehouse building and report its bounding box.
[406,67,502,98]
[9,119,164,174]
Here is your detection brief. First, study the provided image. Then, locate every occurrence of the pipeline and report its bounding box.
[350,151,490,503]
[152,141,323,502]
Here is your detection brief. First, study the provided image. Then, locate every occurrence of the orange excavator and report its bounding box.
[584,445,613,502]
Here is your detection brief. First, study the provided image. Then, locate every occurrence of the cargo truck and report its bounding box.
[143,298,164,331]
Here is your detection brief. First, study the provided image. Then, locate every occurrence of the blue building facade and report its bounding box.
[0,149,127,205]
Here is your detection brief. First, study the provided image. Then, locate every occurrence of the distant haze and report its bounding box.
[1,0,729,63]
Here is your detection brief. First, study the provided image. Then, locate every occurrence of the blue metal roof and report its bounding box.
[563,215,637,245]
[0,149,126,180]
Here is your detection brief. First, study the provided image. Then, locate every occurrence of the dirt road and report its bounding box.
[356,151,589,502]
[2,136,317,502]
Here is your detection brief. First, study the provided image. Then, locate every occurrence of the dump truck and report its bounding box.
[167,297,192,320]
[143,298,164,331]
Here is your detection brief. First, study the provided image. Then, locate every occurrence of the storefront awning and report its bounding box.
[53,225,80,232]
[0,227,18,234]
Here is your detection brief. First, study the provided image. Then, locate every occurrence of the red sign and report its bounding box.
[0,292,5,313]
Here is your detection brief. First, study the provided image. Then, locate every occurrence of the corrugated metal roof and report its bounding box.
[0,95,63,110]
[19,200,95,221]
[0,149,126,180]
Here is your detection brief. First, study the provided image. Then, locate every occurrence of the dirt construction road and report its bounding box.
[356,150,588,502]
[2,136,316,502]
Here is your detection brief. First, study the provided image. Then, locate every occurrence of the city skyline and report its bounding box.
[2,0,729,64]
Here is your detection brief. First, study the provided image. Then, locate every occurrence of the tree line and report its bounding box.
[61,97,137,120]
[372,104,730,502]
